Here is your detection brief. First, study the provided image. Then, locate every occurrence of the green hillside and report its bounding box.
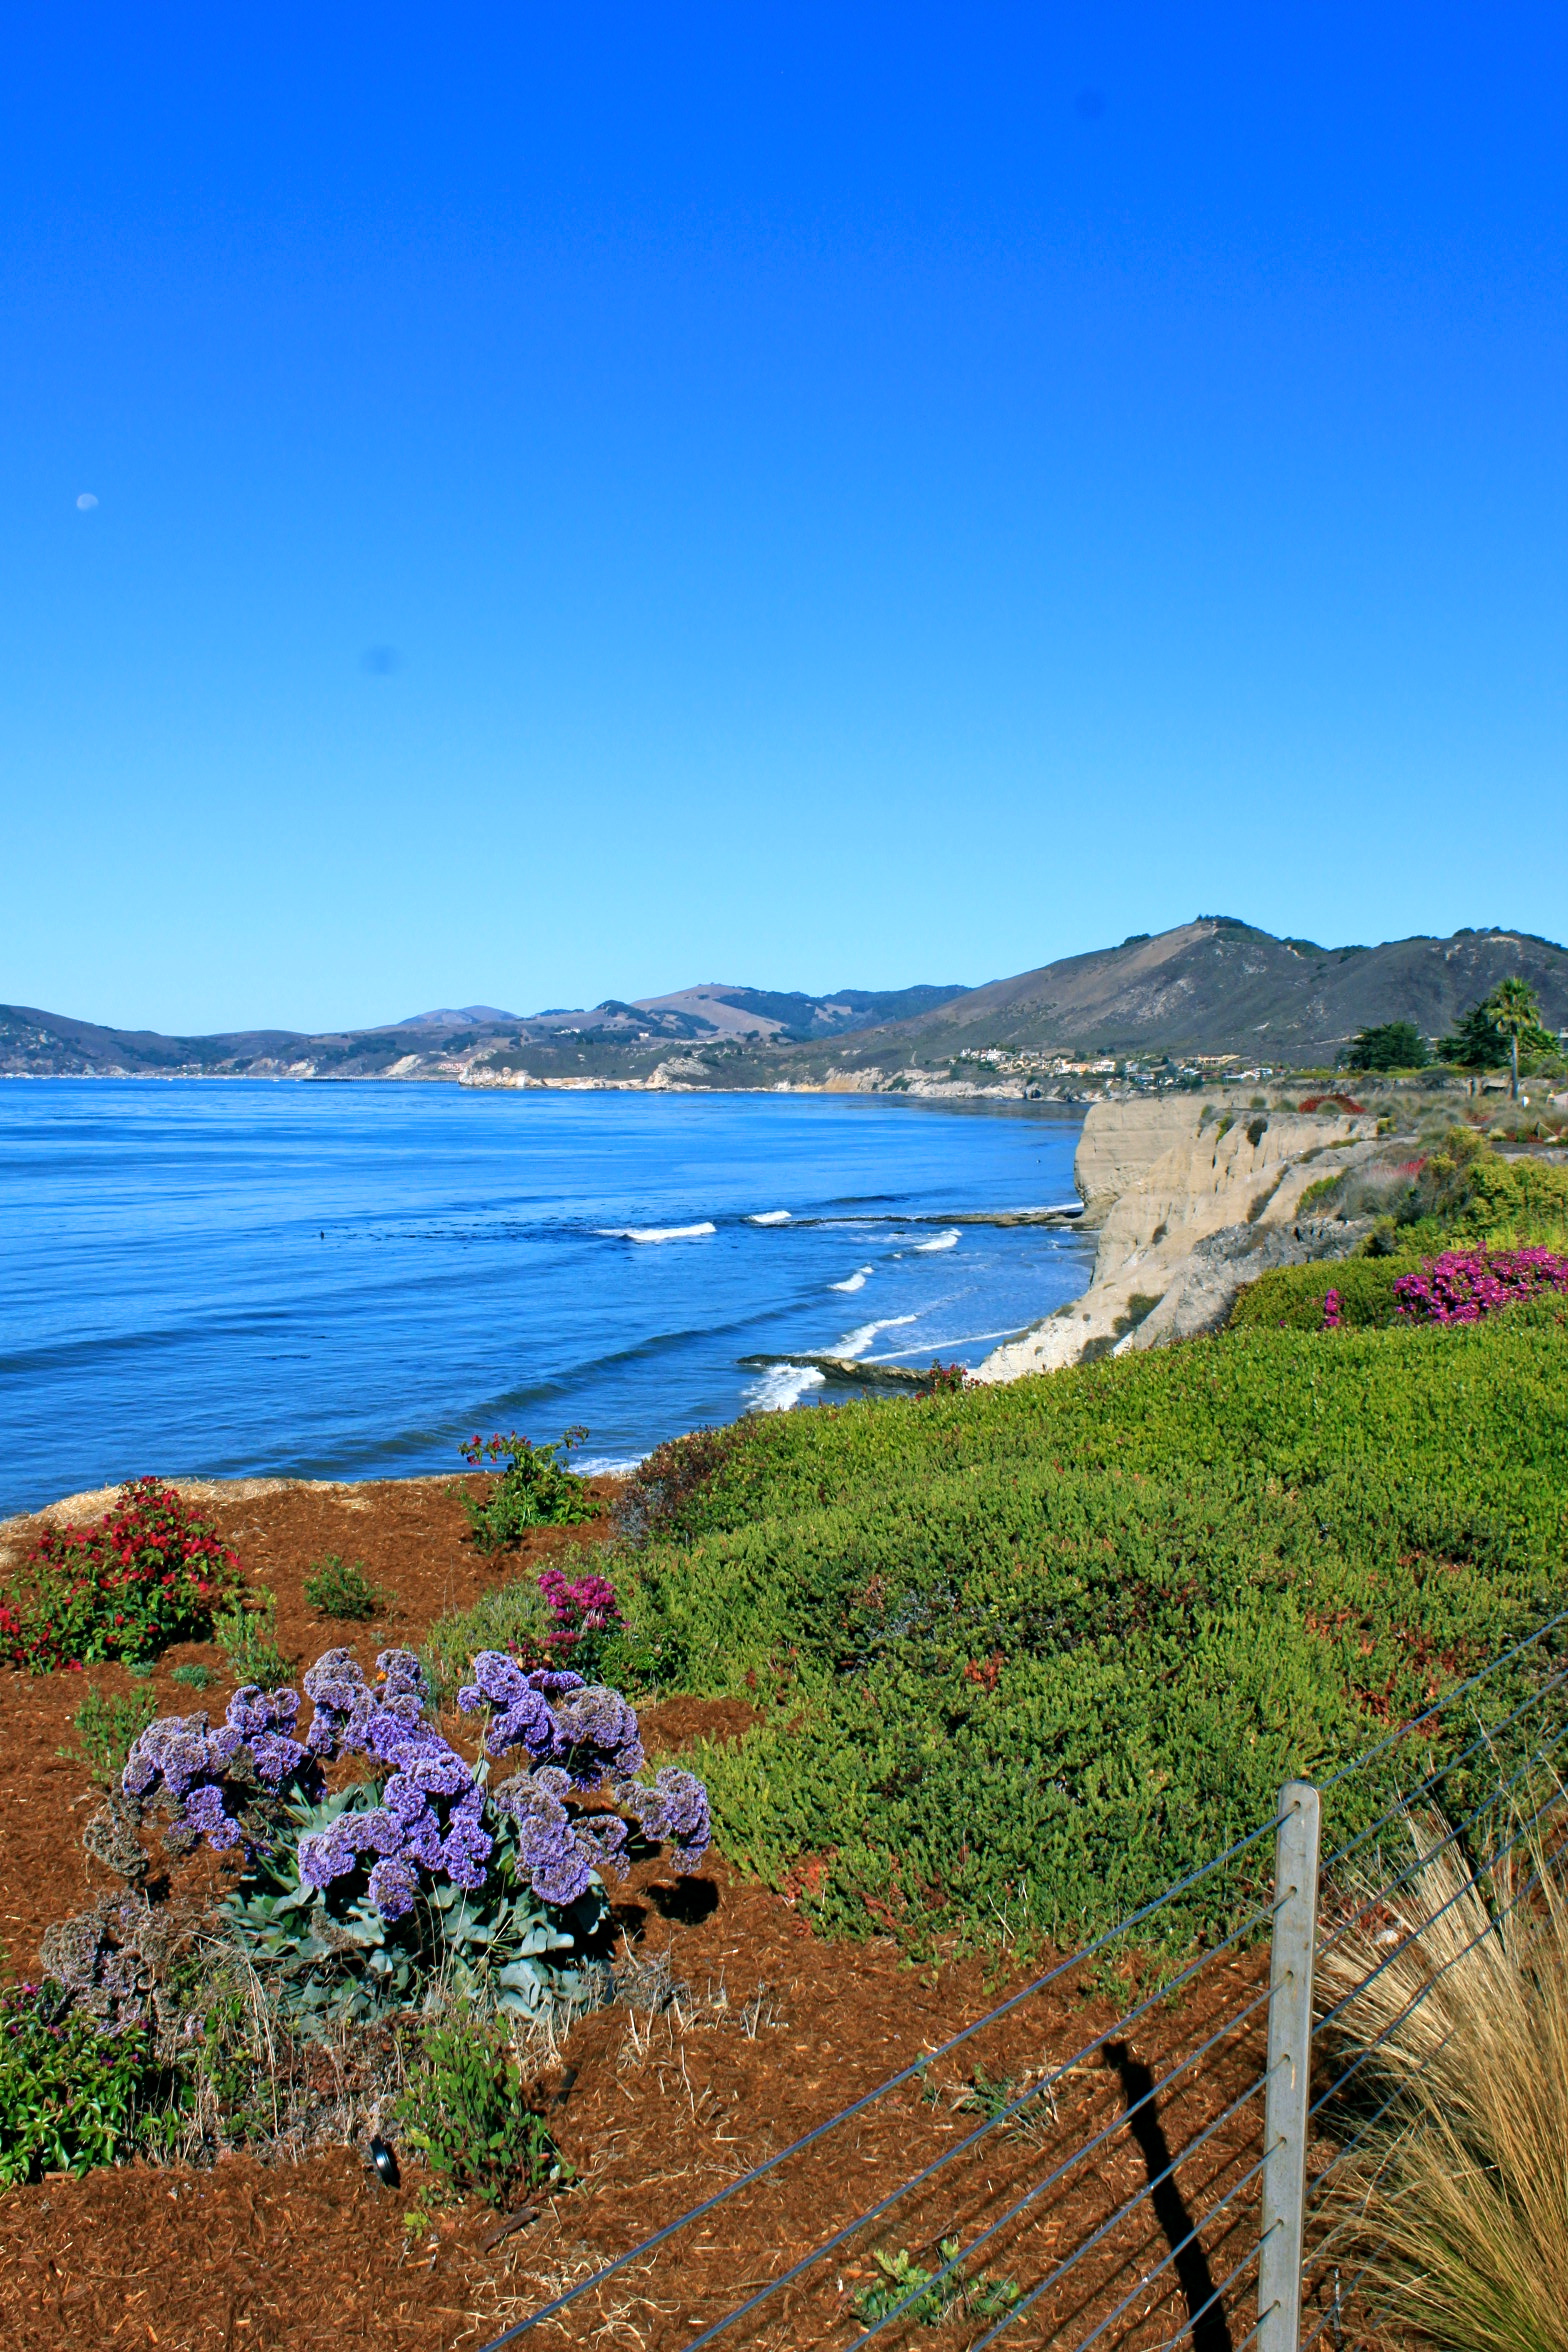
[602,1291,1568,1956]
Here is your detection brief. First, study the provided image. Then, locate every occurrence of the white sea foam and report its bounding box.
[914,1229,960,1252]
[836,1314,918,1361]
[830,1265,874,1293]
[746,1210,792,1225]
[596,1221,717,1243]
[745,1362,826,1413]
[576,1453,648,1477]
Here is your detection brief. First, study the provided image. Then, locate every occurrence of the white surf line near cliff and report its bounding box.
[800,1205,1083,1226]
[862,1327,1031,1360]
[596,1221,717,1243]
[744,1362,827,1412]
[830,1266,874,1292]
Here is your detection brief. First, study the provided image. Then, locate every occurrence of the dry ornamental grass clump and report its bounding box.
[1316,1803,1568,2352]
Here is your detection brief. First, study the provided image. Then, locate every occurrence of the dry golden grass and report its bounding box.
[1315,1800,1568,2352]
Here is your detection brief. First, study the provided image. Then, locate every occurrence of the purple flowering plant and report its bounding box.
[1392,1246,1568,1326]
[119,1645,711,2027]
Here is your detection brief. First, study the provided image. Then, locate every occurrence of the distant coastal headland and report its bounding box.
[6,918,1566,1096]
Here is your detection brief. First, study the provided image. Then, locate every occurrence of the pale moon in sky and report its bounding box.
[76,492,98,510]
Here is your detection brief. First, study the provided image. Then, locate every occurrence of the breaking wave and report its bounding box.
[914,1229,960,1252]
[746,1210,792,1225]
[836,1314,918,1361]
[830,1265,874,1293]
[597,1222,717,1244]
[744,1362,826,1413]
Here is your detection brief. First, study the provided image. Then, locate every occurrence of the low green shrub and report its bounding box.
[59,1686,159,1787]
[395,2012,569,2207]
[1227,1258,1418,1331]
[0,1983,160,2186]
[612,1422,764,1548]
[302,1555,380,1620]
[214,1588,290,1687]
[459,1430,598,1551]
[0,1479,242,1672]
[169,1661,212,1690]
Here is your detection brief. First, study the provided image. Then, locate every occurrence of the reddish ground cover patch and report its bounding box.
[0,1478,1276,2352]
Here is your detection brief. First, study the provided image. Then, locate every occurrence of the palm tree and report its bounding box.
[1485,976,1542,1100]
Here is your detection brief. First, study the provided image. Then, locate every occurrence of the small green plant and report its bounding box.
[957,2063,1016,2123]
[957,2063,1057,2142]
[214,1587,290,1687]
[0,1982,161,2185]
[1296,1174,1344,1216]
[854,2240,1019,2327]
[395,2011,569,2208]
[59,1685,160,1787]
[169,1660,212,1690]
[302,1554,380,1620]
[459,1429,598,1552]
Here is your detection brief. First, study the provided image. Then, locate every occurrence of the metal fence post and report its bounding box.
[1258,1778,1322,2352]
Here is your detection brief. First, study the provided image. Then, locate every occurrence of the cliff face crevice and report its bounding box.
[974,1096,1379,1383]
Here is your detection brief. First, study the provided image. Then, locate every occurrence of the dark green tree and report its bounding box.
[1436,981,1558,1095]
[1343,1021,1430,1072]
[1434,1001,1503,1071]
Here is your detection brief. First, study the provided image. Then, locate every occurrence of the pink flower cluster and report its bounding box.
[1321,1289,1344,1330]
[1393,1246,1568,1326]
[538,1567,624,1646]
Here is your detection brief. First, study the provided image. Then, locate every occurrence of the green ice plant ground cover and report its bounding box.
[597,1292,1568,1956]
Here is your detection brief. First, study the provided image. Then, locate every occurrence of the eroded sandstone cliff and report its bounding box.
[974,1095,1380,1381]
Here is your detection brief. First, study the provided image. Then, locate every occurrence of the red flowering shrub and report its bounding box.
[3,1479,243,1672]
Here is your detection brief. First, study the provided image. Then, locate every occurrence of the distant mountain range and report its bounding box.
[3,922,1563,1083]
[822,920,1568,1069]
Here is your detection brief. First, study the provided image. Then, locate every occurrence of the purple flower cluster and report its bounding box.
[295,1650,492,1919]
[122,1685,315,1853]
[1321,1288,1344,1331]
[616,1768,712,1876]
[491,1768,609,1905]
[1393,1246,1568,1326]
[490,1760,709,1903]
[121,1643,712,1932]
[457,1651,645,1785]
[460,1650,709,1898]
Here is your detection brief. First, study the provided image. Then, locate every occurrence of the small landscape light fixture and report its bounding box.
[369,2135,400,2188]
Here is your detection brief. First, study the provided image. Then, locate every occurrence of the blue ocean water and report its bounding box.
[0,1082,1090,1517]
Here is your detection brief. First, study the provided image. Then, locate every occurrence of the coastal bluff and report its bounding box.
[975,1094,1379,1382]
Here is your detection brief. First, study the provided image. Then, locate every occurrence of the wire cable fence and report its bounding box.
[476,1605,1568,2352]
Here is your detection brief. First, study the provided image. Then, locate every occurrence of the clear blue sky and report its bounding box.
[2,5,1563,1035]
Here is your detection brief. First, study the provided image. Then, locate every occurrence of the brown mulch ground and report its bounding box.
[0,1478,1284,2352]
